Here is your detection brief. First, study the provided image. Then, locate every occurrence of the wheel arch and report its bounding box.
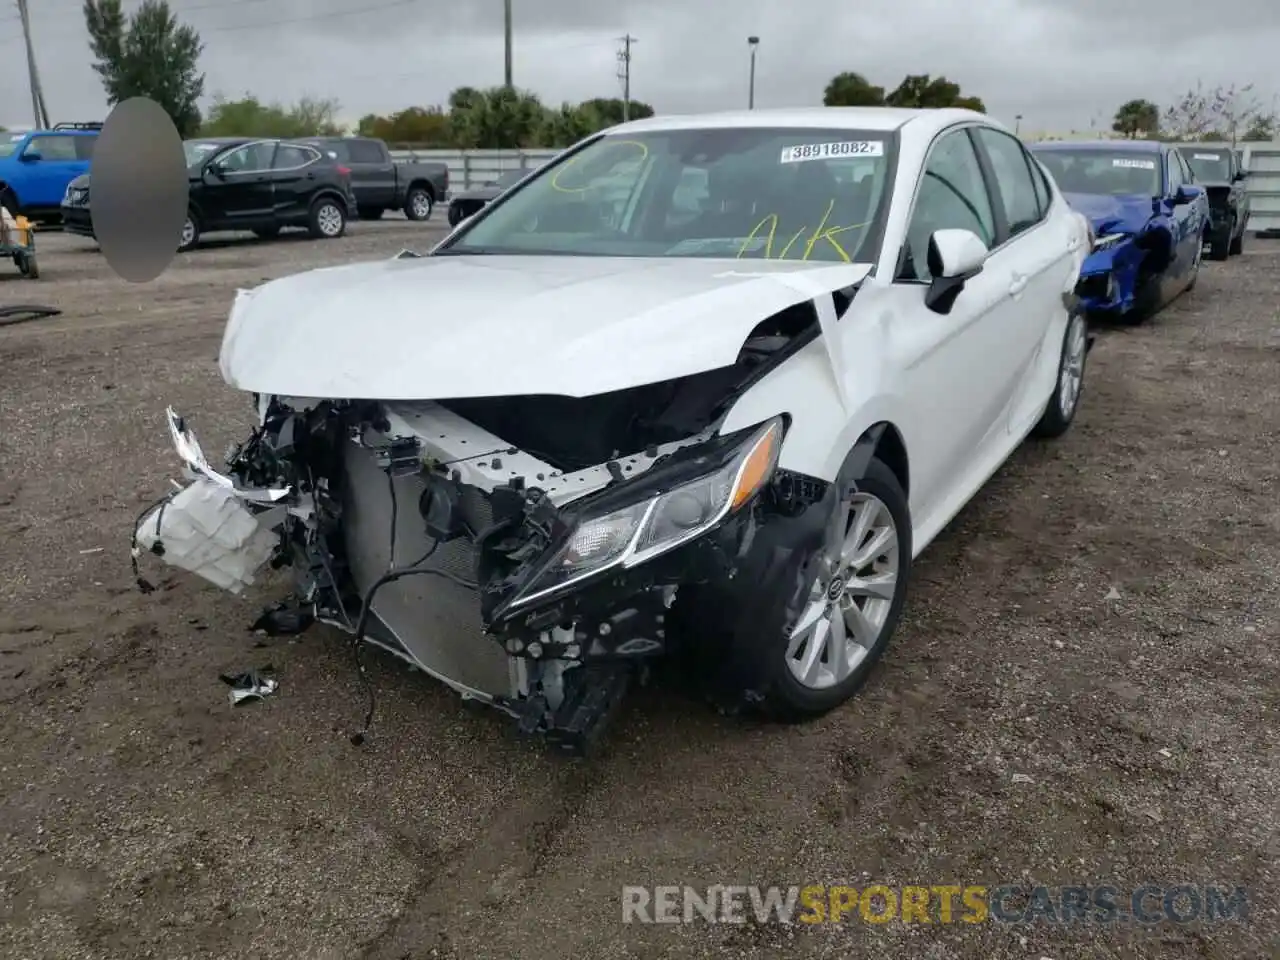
[407,178,435,200]
[310,188,349,209]
[854,421,910,498]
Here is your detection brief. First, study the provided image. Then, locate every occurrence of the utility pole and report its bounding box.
[502,0,512,87]
[617,35,636,121]
[15,0,50,128]
[747,36,759,110]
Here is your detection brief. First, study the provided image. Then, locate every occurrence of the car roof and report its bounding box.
[1030,139,1164,154]
[608,106,992,139]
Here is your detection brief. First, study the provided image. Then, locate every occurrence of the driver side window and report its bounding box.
[220,142,275,173]
[902,129,995,282]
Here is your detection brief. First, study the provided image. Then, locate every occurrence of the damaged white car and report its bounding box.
[134,107,1092,752]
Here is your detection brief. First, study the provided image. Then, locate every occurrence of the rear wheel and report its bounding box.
[1031,311,1088,439]
[307,197,347,239]
[403,185,433,221]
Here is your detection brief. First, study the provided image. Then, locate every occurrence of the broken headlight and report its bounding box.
[1091,232,1128,252]
[512,417,784,607]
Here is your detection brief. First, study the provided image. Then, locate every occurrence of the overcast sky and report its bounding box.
[2,0,1278,135]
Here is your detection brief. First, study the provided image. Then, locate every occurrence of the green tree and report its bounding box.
[449,86,548,148]
[539,103,596,147]
[83,0,204,136]
[575,97,655,128]
[199,95,344,137]
[822,72,885,107]
[1111,99,1160,138]
[1241,116,1275,141]
[885,74,985,111]
[356,105,451,146]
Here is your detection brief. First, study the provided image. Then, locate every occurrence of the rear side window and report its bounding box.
[273,145,319,169]
[74,135,97,160]
[348,140,384,164]
[27,134,78,160]
[972,127,1043,238]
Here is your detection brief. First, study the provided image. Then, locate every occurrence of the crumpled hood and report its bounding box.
[1063,192,1154,235]
[219,254,872,399]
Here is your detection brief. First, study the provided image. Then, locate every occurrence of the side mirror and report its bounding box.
[204,161,226,180]
[1173,185,1201,205]
[19,150,42,163]
[924,228,987,315]
[1233,170,1248,182]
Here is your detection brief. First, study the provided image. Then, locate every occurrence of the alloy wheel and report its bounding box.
[1058,313,1087,418]
[317,204,343,236]
[411,191,432,218]
[785,493,900,690]
[179,217,195,249]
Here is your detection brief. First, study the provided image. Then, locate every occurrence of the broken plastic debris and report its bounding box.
[220,667,278,706]
[135,478,284,594]
[1104,586,1121,601]
[165,407,290,502]
[1011,773,1034,784]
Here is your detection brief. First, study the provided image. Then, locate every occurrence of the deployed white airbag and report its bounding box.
[136,480,284,593]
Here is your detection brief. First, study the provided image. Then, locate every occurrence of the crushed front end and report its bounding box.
[1074,229,1148,315]
[134,385,794,752]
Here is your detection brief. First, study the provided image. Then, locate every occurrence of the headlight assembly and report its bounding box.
[511,416,784,608]
[1091,232,1128,252]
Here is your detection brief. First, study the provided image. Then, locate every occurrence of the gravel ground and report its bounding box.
[0,224,1277,960]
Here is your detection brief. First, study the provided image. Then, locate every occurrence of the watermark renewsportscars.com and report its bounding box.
[622,884,1250,925]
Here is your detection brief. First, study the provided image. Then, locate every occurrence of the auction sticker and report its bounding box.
[1193,153,1222,161]
[781,141,884,163]
[1112,158,1156,169]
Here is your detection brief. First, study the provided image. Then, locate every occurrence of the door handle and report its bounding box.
[1009,274,1028,296]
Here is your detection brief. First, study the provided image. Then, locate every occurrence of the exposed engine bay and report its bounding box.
[132,300,836,753]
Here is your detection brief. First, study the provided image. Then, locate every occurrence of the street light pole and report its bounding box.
[503,0,513,87]
[747,36,759,110]
[1014,114,1023,136]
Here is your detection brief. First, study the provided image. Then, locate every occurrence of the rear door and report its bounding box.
[19,133,85,208]
[268,144,325,222]
[346,138,397,207]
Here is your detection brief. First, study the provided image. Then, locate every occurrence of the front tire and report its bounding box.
[1031,310,1088,439]
[177,212,200,252]
[1208,222,1231,261]
[758,458,912,720]
[1229,223,1245,256]
[308,197,347,239]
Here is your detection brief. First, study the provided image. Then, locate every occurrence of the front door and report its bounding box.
[20,133,88,208]
[205,141,277,228]
[877,126,1024,522]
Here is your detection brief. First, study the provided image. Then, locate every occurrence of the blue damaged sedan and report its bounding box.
[1030,140,1209,324]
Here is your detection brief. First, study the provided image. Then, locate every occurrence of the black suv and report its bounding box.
[62,137,358,251]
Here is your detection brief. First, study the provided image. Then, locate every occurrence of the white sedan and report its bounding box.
[136,106,1091,753]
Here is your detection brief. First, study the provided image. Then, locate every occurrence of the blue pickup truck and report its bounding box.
[0,122,101,224]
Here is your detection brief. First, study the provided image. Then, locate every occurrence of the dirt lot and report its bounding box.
[1,224,1277,960]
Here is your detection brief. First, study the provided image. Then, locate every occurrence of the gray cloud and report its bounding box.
[2,0,1278,135]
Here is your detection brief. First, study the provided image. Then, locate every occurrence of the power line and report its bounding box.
[616,33,635,121]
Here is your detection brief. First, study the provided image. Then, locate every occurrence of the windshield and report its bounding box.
[444,127,895,263]
[1032,149,1161,197]
[1180,149,1232,183]
[184,140,226,169]
[490,169,527,189]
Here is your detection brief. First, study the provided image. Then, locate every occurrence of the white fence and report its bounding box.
[395,142,1280,234]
